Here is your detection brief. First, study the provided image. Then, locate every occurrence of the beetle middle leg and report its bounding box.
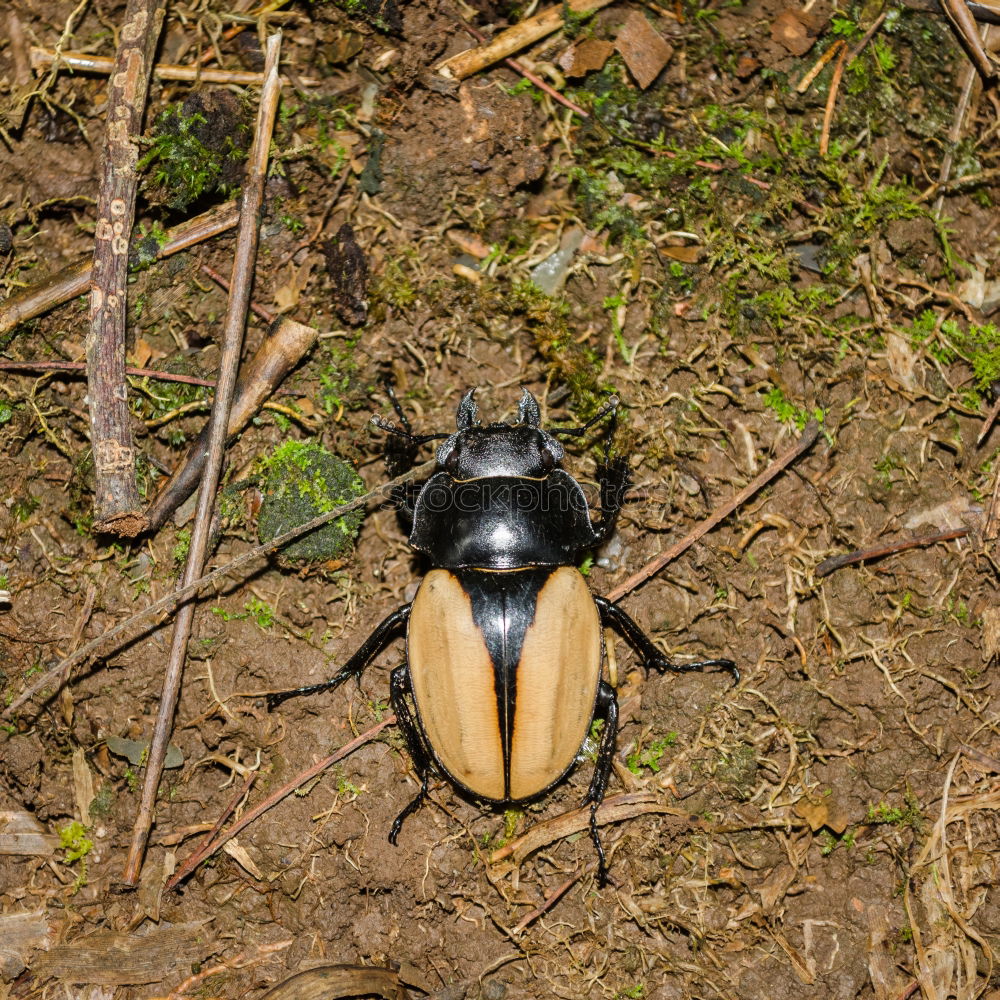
[266,604,411,710]
[387,665,434,845]
[582,680,619,887]
[595,597,739,683]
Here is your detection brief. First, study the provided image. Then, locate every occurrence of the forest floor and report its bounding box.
[2,0,1000,997]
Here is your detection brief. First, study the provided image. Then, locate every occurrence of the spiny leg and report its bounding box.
[266,604,411,711]
[582,680,619,887]
[595,597,739,683]
[388,665,435,845]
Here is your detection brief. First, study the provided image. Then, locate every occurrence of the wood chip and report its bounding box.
[558,38,614,77]
[0,810,58,856]
[770,9,821,57]
[615,11,673,89]
[32,921,208,985]
[0,910,51,981]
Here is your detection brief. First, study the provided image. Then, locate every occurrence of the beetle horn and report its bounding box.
[456,388,479,429]
[517,387,541,427]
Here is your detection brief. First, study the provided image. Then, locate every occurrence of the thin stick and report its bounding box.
[512,871,584,933]
[165,716,395,889]
[458,20,589,118]
[1,456,436,721]
[29,46,320,87]
[0,360,216,386]
[815,528,969,577]
[123,32,284,886]
[86,0,166,535]
[977,393,1000,445]
[606,420,821,603]
[819,41,847,157]
[0,201,239,335]
[200,264,275,323]
[796,39,845,93]
[437,0,617,80]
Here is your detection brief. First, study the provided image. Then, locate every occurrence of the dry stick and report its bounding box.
[86,0,166,536]
[458,19,589,118]
[818,41,847,157]
[606,420,821,603]
[795,38,845,93]
[145,317,317,532]
[814,528,969,577]
[977,393,1000,445]
[200,263,275,323]
[0,360,218,387]
[0,201,239,336]
[940,0,997,77]
[1,457,436,721]
[512,871,585,934]
[437,0,617,80]
[122,32,284,886]
[29,47,321,87]
[166,716,395,889]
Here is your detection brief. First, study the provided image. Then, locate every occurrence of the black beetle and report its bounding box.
[268,388,737,883]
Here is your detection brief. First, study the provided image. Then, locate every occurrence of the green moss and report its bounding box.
[257,440,366,561]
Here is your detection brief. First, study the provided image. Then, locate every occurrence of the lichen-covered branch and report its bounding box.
[86,0,166,535]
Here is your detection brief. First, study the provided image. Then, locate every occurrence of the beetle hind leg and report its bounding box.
[387,665,434,845]
[595,597,739,684]
[582,680,619,887]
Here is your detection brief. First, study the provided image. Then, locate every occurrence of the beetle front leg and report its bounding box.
[595,597,739,683]
[266,604,411,710]
[591,456,630,547]
[582,680,619,887]
[387,665,434,845]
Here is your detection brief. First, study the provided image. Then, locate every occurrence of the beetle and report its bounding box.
[267,387,737,883]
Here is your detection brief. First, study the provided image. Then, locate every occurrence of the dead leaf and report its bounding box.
[130,338,165,369]
[982,607,1000,661]
[224,837,263,879]
[446,229,492,259]
[72,748,95,825]
[660,244,701,263]
[902,496,978,532]
[273,259,316,316]
[795,795,851,834]
[886,330,919,390]
[558,38,614,77]
[0,910,51,981]
[260,965,408,1000]
[615,11,673,89]
[0,810,58,856]
[771,9,820,57]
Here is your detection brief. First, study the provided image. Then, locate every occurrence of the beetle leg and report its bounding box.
[266,604,411,710]
[388,665,433,845]
[591,456,631,546]
[594,597,739,684]
[582,680,619,887]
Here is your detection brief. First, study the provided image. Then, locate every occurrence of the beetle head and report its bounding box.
[437,388,565,479]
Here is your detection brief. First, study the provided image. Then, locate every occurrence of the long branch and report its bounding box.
[85,0,166,535]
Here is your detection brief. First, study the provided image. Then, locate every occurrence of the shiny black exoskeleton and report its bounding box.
[268,388,737,884]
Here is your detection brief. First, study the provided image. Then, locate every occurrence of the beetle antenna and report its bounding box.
[550,395,620,438]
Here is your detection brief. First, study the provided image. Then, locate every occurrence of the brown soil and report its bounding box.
[2,0,1000,997]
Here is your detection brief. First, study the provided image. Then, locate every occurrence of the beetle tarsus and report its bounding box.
[264,604,411,711]
[389,776,428,845]
[588,801,614,888]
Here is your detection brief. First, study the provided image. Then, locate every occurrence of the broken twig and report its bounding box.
[0,201,239,336]
[123,32,284,886]
[86,0,166,535]
[815,528,969,577]
[437,0,617,81]
[145,317,317,531]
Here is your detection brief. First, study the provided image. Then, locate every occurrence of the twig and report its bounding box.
[123,32,284,886]
[165,716,395,889]
[200,263,275,323]
[145,316,317,531]
[819,41,847,156]
[977,394,1000,445]
[1,456,436,721]
[162,939,294,1000]
[0,201,239,335]
[29,46,320,87]
[458,19,589,118]
[796,39,845,93]
[512,871,585,933]
[814,528,969,577]
[436,0,617,80]
[86,0,166,535]
[606,420,821,603]
[0,360,217,386]
[490,791,684,865]
[940,0,997,78]
[846,9,890,63]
